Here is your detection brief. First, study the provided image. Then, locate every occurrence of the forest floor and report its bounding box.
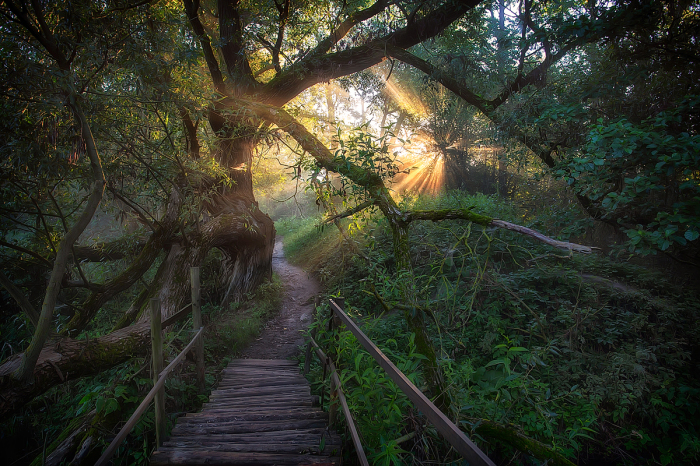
[238,237,320,359]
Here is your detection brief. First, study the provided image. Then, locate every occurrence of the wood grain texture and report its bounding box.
[151,359,340,466]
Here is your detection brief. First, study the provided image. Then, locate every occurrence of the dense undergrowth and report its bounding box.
[1,258,282,466]
[278,191,700,466]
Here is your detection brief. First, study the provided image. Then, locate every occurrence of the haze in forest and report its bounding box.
[1,1,698,465]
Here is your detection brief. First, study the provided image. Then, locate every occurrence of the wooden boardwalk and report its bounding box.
[151,359,341,465]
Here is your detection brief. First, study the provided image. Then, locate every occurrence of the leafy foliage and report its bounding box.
[291,190,700,465]
[561,97,700,254]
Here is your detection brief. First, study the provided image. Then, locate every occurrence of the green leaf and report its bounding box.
[104,398,119,415]
[684,230,699,241]
[507,346,528,354]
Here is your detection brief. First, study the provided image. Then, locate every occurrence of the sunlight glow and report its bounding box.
[391,132,446,194]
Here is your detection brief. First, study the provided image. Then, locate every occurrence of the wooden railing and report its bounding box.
[305,298,496,466]
[94,267,205,466]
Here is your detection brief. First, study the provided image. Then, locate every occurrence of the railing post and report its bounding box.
[330,297,343,329]
[328,365,338,428]
[327,298,343,429]
[150,298,165,448]
[304,296,321,376]
[312,296,321,339]
[190,267,204,392]
[303,342,312,375]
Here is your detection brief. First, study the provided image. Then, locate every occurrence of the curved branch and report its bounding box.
[272,0,290,73]
[322,199,377,224]
[404,209,594,253]
[183,0,225,93]
[64,187,182,335]
[308,0,390,56]
[3,0,70,70]
[262,0,481,106]
[385,45,491,114]
[237,97,593,254]
[0,239,52,267]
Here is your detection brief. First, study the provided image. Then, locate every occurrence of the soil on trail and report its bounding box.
[239,237,321,360]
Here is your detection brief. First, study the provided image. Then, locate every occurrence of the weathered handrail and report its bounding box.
[321,298,496,466]
[94,327,203,466]
[94,267,205,466]
[306,320,369,466]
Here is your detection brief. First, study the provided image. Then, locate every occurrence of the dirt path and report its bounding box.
[238,237,321,360]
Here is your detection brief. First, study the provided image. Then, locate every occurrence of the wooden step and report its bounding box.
[158,442,340,454]
[164,429,339,444]
[171,418,329,435]
[181,410,328,422]
[150,450,341,465]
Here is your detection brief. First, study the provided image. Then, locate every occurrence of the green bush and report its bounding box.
[295,190,700,465]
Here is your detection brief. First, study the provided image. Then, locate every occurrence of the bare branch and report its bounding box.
[309,0,390,56]
[404,209,594,253]
[272,0,290,73]
[0,270,39,327]
[322,199,377,224]
[0,239,52,268]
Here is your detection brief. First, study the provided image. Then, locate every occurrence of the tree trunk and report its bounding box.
[387,214,449,412]
[207,128,276,308]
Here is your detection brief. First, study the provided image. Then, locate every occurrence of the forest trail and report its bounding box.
[239,237,321,360]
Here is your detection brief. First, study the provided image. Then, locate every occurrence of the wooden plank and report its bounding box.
[329,299,495,466]
[227,359,298,366]
[200,401,316,411]
[157,442,341,454]
[163,429,337,443]
[209,386,310,398]
[218,373,307,381]
[221,371,300,378]
[211,382,308,392]
[177,411,328,423]
[186,406,327,423]
[221,367,299,377]
[216,377,307,388]
[170,418,328,435]
[150,451,340,465]
[200,394,317,407]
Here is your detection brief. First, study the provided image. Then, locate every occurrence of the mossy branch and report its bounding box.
[405,209,594,254]
[472,418,577,466]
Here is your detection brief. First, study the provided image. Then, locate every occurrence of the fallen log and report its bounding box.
[0,323,151,419]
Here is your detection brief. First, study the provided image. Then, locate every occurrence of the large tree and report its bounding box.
[0,0,492,416]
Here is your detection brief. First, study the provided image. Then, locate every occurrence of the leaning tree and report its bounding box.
[1,0,497,416]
